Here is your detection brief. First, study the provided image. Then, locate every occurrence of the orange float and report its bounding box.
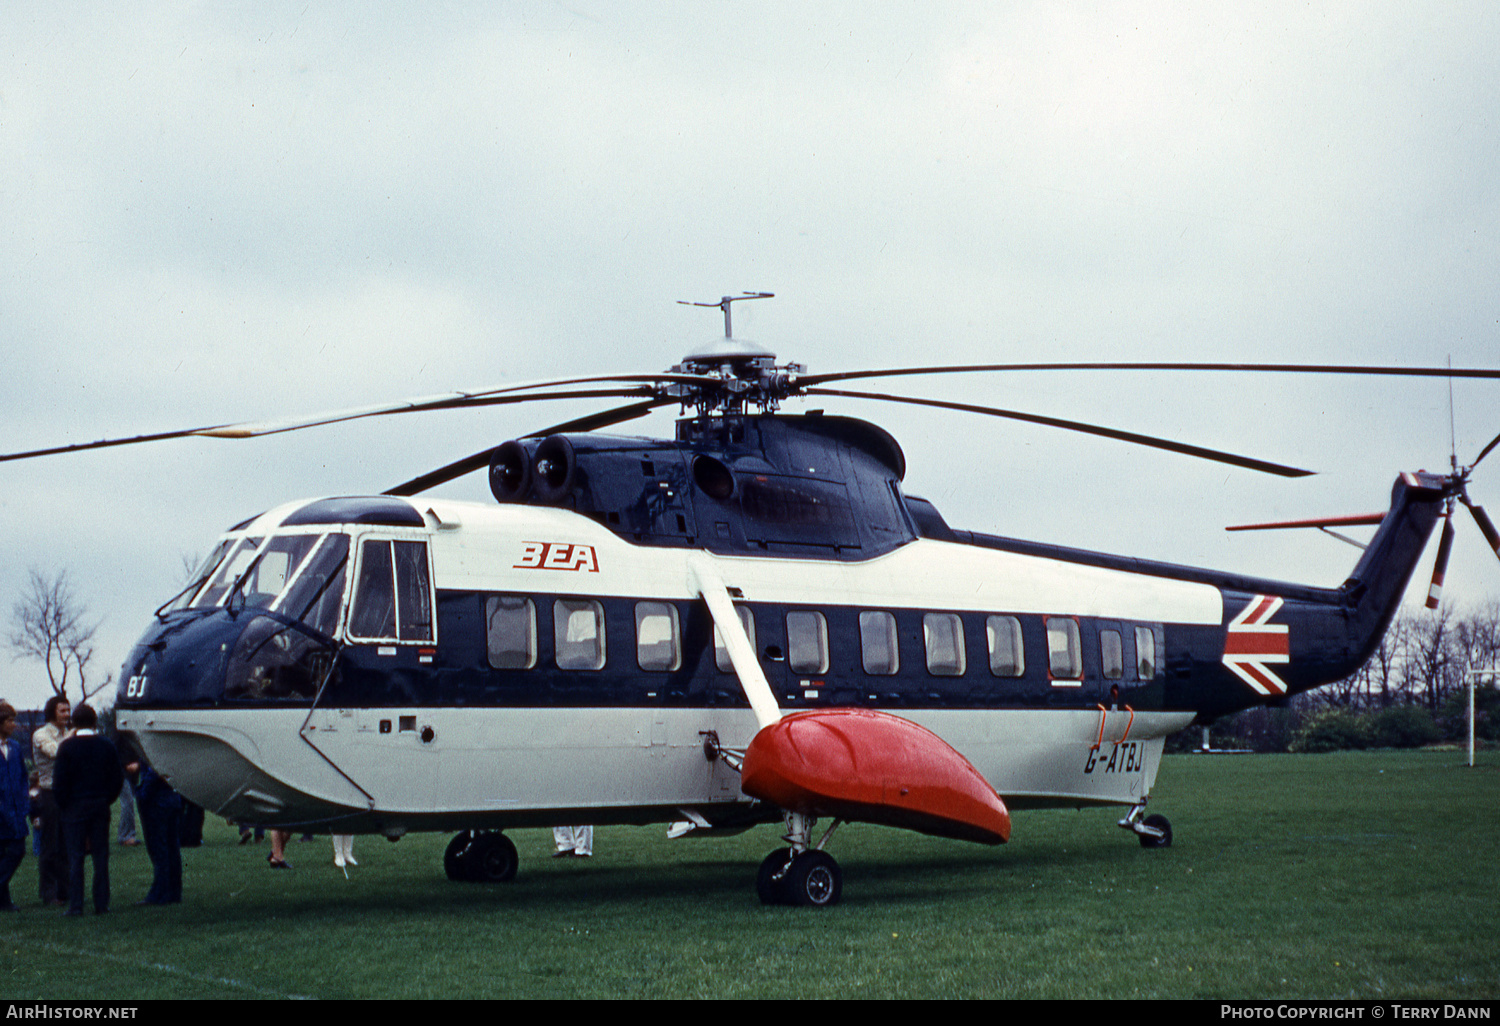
[741,708,1011,845]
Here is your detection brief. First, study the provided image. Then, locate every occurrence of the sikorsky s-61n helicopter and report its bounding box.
[9,293,1500,906]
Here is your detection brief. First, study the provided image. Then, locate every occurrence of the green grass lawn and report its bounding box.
[2,749,1496,999]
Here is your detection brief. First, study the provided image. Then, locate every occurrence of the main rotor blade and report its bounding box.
[805,386,1316,477]
[801,361,1500,388]
[194,372,705,438]
[384,397,673,497]
[0,384,663,464]
[0,425,240,463]
[1470,428,1500,471]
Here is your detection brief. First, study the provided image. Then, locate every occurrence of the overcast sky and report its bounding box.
[3,2,1498,711]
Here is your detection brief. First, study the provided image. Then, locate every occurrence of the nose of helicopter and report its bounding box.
[115,608,362,825]
[119,607,338,708]
[117,609,243,708]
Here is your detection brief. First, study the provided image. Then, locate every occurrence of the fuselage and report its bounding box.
[114,466,1444,838]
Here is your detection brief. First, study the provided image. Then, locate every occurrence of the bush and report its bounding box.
[1439,684,1500,743]
[1290,710,1367,753]
[1363,704,1442,749]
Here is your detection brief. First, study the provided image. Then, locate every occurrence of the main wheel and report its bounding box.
[1138,813,1173,849]
[756,848,794,905]
[466,831,519,882]
[784,850,842,907]
[444,831,476,881]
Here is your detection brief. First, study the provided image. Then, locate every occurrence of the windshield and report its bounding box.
[230,534,323,609]
[177,530,351,626]
[274,534,351,638]
[163,539,234,614]
[192,536,264,608]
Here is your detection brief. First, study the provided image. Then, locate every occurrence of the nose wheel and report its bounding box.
[444,830,519,883]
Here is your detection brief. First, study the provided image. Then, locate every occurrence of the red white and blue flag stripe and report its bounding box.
[1222,594,1290,696]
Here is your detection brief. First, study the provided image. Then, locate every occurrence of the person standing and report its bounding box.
[552,825,593,858]
[0,703,29,911]
[31,696,71,906]
[52,704,123,916]
[123,752,182,905]
[116,780,138,847]
[267,829,293,869]
[331,834,356,869]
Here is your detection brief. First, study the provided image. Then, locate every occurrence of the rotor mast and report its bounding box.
[669,292,804,416]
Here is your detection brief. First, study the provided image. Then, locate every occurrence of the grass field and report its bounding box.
[2,749,1497,1000]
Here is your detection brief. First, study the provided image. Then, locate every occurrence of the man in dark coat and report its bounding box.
[0,702,29,912]
[123,748,182,905]
[52,704,123,916]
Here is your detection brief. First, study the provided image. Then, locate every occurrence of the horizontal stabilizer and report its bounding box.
[741,709,1011,845]
[1225,512,1385,532]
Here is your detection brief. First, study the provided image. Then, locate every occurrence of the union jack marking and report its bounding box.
[1222,594,1290,696]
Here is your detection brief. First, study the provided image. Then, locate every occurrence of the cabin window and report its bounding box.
[1046,617,1082,682]
[786,611,829,674]
[713,606,757,672]
[1136,626,1157,680]
[924,612,966,676]
[486,595,537,669]
[635,601,681,672]
[554,599,606,670]
[986,615,1024,677]
[859,611,899,675]
[348,539,435,643]
[1100,629,1123,680]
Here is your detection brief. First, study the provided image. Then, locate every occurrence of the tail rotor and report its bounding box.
[1423,427,1500,607]
[1424,507,1456,609]
[1458,492,1500,563]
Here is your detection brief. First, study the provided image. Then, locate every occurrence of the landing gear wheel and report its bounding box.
[756,848,794,905]
[784,849,842,907]
[1138,814,1173,849]
[466,831,520,882]
[444,831,477,881]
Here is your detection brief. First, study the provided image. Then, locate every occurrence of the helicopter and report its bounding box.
[8,292,1500,907]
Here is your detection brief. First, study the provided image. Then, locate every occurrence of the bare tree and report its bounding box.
[1454,599,1500,678]
[1365,609,1409,709]
[7,568,112,705]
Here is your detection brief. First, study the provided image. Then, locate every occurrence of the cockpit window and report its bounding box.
[347,538,435,643]
[165,540,234,613]
[194,536,264,607]
[232,534,322,610]
[274,534,351,638]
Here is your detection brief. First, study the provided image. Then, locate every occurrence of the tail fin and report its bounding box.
[1340,471,1449,664]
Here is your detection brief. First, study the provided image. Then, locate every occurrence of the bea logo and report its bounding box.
[515,542,599,573]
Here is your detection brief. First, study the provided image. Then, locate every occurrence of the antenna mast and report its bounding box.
[677,292,775,340]
[668,292,803,416]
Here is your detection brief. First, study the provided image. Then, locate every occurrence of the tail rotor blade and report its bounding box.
[1470,429,1500,471]
[1425,513,1456,609]
[1465,501,1500,562]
